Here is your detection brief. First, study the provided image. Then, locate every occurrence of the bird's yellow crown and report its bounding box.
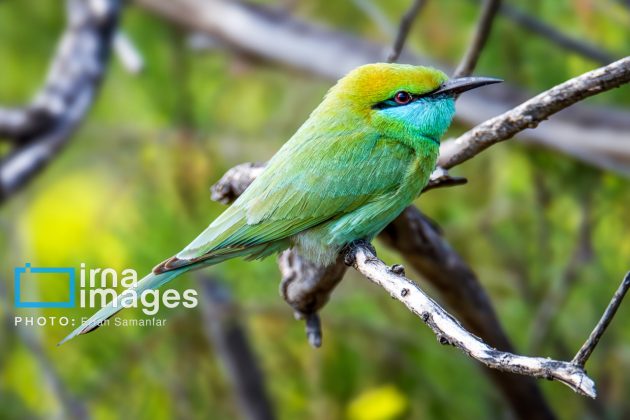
[328,63,448,108]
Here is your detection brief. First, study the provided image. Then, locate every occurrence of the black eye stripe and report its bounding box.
[373,100,397,110]
[372,87,441,109]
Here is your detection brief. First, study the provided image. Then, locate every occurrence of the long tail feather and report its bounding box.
[58,242,287,345]
[58,267,188,346]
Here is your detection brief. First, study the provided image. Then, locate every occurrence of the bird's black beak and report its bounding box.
[433,77,502,96]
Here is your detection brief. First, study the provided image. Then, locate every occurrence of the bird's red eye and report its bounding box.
[394,91,412,105]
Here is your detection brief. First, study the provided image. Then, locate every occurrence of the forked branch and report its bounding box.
[343,242,606,398]
[573,272,630,367]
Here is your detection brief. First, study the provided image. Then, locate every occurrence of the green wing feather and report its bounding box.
[170,125,414,267]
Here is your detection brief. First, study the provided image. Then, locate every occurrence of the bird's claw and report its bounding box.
[342,239,376,266]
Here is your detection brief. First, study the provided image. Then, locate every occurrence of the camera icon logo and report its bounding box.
[14,263,76,308]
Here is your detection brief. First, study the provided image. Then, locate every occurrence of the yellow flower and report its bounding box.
[347,384,408,420]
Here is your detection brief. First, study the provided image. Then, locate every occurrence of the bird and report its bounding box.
[59,63,500,345]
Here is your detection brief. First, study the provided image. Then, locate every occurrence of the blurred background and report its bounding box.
[1,0,630,419]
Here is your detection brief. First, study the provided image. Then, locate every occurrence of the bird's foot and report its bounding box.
[342,239,376,266]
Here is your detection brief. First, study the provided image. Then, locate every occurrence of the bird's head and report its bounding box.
[321,63,501,146]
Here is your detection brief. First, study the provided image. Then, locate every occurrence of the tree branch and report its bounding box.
[378,206,554,418]
[439,56,630,169]
[572,272,630,368]
[386,0,428,63]
[0,0,121,203]
[344,242,597,397]
[453,0,501,78]
[210,162,465,204]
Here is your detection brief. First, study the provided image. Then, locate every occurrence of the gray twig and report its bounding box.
[210,162,266,204]
[211,167,553,416]
[379,206,553,418]
[343,241,596,398]
[453,0,501,78]
[0,0,121,203]
[386,0,428,63]
[211,163,467,202]
[572,272,630,368]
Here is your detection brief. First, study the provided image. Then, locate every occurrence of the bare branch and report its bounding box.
[453,0,501,78]
[0,0,121,203]
[387,0,428,63]
[379,206,554,418]
[439,56,630,169]
[343,241,596,397]
[572,272,630,368]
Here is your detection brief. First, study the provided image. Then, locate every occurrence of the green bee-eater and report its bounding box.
[60,63,500,344]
